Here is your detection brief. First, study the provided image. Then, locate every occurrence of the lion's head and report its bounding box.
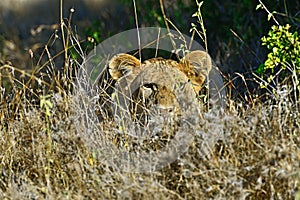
[108,50,212,126]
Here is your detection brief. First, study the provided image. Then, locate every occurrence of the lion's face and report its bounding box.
[108,51,212,125]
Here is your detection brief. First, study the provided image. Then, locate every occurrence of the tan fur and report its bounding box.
[108,50,212,118]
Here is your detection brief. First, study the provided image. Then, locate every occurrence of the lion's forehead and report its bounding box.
[125,61,193,97]
[130,62,189,86]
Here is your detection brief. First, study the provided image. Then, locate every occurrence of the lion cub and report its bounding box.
[108,50,212,125]
[109,51,212,95]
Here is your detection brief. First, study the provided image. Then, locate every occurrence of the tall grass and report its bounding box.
[0,0,299,199]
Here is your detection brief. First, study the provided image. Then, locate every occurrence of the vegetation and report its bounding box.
[0,0,299,199]
[258,24,300,73]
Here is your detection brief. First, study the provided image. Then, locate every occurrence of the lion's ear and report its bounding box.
[183,50,212,93]
[108,53,141,80]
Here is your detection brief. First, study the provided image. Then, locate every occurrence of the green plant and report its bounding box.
[256,24,300,75]
[255,24,300,97]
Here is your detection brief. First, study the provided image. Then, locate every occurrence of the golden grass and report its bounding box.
[0,64,299,199]
[0,1,299,198]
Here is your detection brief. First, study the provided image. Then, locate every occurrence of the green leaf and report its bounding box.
[255,64,266,75]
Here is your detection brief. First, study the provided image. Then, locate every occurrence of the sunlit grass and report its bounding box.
[0,0,299,199]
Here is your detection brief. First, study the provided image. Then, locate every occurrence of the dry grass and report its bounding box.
[0,1,299,199]
[0,54,299,200]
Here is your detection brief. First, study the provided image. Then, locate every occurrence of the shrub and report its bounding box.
[255,23,300,98]
[257,24,300,75]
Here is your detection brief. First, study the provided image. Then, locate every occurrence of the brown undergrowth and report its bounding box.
[0,1,299,199]
[0,61,299,199]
